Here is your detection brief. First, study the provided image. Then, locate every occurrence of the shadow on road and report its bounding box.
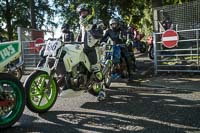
[80,88,200,132]
[3,88,199,133]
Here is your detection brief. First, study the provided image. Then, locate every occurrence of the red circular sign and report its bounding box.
[162,30,179,48]
[35,38,44,52]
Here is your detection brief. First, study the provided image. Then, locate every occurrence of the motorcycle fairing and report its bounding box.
[63,44,91,72]
[0,41,21,72]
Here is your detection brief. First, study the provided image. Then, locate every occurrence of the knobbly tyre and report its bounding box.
[0,41,25,129]
[24,37,111,113]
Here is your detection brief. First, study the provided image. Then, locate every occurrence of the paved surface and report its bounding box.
[1,52,200,133]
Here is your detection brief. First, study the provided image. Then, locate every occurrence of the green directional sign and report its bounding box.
[0,41,19,63]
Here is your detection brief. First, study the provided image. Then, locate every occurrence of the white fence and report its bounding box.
[153,28,200,75]
[17,27,54,72]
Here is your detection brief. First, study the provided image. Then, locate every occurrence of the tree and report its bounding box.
[0,0,30,40]
[0,0,56,41]
[53,0,153,37]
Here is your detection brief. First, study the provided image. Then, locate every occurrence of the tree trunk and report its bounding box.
[30,0,37,29]
[152,0,163,8]
[5,0,13,41]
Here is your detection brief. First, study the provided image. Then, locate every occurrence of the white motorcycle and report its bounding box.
[24,36,112,113]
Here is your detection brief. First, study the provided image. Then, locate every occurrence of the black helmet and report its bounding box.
[61,23,69,33]
[76,3,91,15]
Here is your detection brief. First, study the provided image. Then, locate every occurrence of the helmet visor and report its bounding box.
[80,10,89,17]
[111,23,117,28]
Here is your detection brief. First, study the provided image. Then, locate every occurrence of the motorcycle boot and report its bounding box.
[97,89,106,101]
[94,82,106,101]
[91,64,106,100]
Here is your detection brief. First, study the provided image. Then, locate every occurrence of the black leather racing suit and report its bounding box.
[62,31,74,42]
[100,28,135,77]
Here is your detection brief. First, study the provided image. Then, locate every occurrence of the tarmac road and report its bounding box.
[1,52,200,133]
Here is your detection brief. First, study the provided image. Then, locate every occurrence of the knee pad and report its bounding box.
[95,71,103,81]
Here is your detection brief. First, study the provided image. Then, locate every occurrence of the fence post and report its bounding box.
[17,27,24,69]
[196,29,199,70]
[153,32,157,75]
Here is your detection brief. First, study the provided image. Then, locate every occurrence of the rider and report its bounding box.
[101,18,136,81]
[39,23,75,65]
[61,23,74,42]
[126,25,137,71]
[76,3,106,99]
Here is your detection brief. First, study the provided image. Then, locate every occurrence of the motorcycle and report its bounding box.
[0,41,25,128]
[0,41,23,80]
[132,34,147,53]
[24,37,112,113]
[147,36,154,60]
[102,39,129,80]
[6,61,23,80]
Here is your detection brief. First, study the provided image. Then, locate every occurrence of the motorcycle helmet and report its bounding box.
[77,3,94,26]
[109,18,119,31]
[61,23,69,33]
[76,3,91,18]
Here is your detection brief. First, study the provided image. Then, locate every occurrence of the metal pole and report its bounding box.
[153,32,157,75]
[17,27,24,67]
[196,29,199,70]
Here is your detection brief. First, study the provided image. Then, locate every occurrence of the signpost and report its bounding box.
[29,38,44,53]
[162,30,179,48]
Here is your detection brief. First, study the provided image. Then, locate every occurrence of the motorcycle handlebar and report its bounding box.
[35,43,46,47]
[63,41,84,45]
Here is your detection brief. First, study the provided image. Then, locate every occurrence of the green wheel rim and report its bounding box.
[29,73,57,110]
[0,80,23,125]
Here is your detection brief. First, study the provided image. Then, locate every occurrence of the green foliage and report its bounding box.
[53,0,153,37]
[163,0,194,5]
[0,0,56,40]
[0,0,196,41]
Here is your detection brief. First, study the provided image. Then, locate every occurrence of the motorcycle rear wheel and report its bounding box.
[0,73,25,129]
[8,67,23,80]
[24,71,58,113]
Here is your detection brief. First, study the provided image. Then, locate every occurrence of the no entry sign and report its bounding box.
[162,29,179,48]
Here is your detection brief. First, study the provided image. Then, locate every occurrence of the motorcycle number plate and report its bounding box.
[44,40,62,56]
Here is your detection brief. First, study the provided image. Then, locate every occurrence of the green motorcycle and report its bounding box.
[0,41,25,128]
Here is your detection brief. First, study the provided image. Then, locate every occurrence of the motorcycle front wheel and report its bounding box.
[24,71,58,113]
[0,73,25,129]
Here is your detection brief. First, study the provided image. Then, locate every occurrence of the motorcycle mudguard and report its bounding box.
[34,66,51,75]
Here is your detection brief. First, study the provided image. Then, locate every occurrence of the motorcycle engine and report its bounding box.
[70,65,88,89]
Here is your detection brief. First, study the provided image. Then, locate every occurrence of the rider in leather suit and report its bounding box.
[61,23,74,42]
[76,3,106,100]
[101,18,136,81]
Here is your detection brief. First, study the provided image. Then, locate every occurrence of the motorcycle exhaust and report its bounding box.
[8,61,23,72]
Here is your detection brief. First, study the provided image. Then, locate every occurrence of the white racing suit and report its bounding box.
[80,21,104,78]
